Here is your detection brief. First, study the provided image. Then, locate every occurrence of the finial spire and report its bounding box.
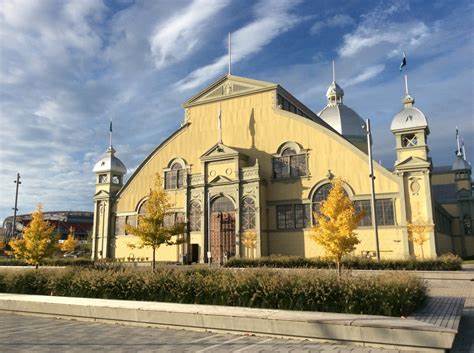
[456,127,462,156]
[109,119,113,149]
[228,32,231,75]
[332,60,336,82]
[217,103,222,144]
[404,74,409,95]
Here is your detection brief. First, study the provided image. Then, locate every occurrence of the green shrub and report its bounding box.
[0,257,93,267]
[0,267,426,317]
[224,254,462,271]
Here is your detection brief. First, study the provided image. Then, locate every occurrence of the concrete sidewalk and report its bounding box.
[0,293,462,353]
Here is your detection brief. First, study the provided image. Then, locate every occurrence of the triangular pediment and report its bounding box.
[200,143,240,160]
[209,175,233,184]
[395,156,431,169]
[183,74,277,108]
[94,189,110,198]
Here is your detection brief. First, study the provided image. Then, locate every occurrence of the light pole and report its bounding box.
[11,173,21,241]
[365,119,381,261]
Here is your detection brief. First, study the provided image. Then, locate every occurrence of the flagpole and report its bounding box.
[228,32,231,75]
[332,60,335,82]
[404,75,409,96]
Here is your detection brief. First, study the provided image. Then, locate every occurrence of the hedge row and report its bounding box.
[0,257,93,267]
[0,267,426,317]
[224,254,462,271]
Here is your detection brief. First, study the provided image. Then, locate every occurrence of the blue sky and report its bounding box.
[0,0,473,222]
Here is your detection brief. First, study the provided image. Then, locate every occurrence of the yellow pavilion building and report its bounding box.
[91,72,473,263]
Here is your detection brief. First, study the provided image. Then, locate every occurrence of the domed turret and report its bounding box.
[390,94,429,133]
[318,61,366,152]
[93,147,127,175]
[452,154,471,171]
[91,120,126,260]
[390,73,431,167]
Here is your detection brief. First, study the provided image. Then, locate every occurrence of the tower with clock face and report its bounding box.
[91,146,126,259]
[391,90,436,258]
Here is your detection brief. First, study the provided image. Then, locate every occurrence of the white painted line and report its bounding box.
[190,333,222,344]
[231,338,273,352]
[195,335,246,352]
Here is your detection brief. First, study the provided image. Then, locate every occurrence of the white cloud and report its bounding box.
[175,0,303,92]
[337,1,429,58]
[149,0,230,69]
[310,14,354,35]
[339,21,429,58]
[341,64,385,87]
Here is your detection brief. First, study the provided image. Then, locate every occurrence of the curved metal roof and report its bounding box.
[93,147,127,175]
[452,155,472,171]
[390,94,429,132]
[318,103,365,137]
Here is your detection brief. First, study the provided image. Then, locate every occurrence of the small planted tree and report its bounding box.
[9,204,57,269]
[125,174,185,271]
[311,178,364,276]
[241,229,257,259]
[61,227,78,253]
[407,221,432,259]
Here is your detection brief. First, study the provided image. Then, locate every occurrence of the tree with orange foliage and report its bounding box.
[125,174,185,271]
[311,178,364,276]
[9,204,58,268]
[241,229,257,259]
[61,227,78,253]
[407,221,433,259]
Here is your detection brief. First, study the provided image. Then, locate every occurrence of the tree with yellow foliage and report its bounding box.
[125,174,185,271]
[9,204,57,268]
[407,220,433,259]
[311,178,364,276]
[241,229,257,259]
[61,227,78,253]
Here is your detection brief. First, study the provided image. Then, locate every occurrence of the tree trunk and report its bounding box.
[152,246,156,272]
[336,260,341,277]
[35,263,39,270]
[420,244,424,259]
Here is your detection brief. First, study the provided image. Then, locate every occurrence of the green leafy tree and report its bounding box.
[9,204,58,268]
[125,175,185,271]
[311,178,364,276]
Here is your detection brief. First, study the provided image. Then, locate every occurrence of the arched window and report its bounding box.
[189,202,202,231]
[241,197,256,231]
[137,200,147,225]
[211,196,234,212]
[273,143,307,179]
[165,162,185,189]
[312,183,348,218]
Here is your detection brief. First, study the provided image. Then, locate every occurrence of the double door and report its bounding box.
[210,212,236,264]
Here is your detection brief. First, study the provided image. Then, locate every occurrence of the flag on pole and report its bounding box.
[109,119,113,133]
[399,52,407,71]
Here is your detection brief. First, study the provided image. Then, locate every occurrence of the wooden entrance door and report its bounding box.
[210,212,236,264]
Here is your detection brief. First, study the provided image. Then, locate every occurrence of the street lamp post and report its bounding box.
[365,119,381,261]
[11,173,21,241]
